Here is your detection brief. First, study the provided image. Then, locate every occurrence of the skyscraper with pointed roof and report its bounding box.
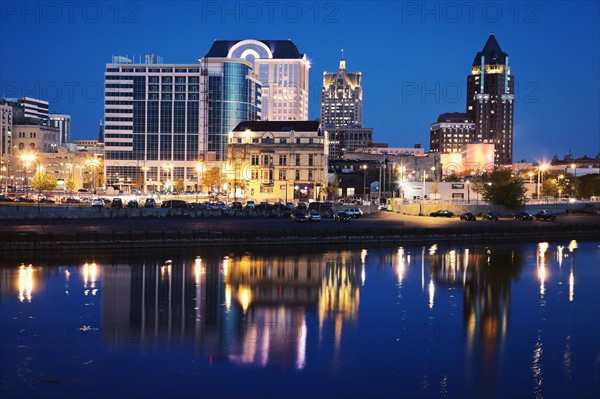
[321,55,373,159]
[321,52,363,128]
[466,33,515,165]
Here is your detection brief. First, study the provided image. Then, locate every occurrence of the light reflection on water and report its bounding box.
[1,240,599,399]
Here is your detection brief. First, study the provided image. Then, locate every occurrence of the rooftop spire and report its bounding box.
[339,49,346,70]
[97,120,104,143]
[472,32,508,66]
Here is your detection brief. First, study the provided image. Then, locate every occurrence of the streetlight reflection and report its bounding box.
[18,264,34,302]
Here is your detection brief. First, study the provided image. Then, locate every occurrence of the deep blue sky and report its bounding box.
[2,1,599,161]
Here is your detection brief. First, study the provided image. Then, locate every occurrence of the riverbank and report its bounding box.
[1,212,598,251]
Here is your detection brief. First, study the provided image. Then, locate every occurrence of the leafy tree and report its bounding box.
[65,179,75,193]
[203,166,224,193]
[31,171,57,196]
[174,179,185,193]
[328,172,340,199]
[577,173,600,198]
[133,177,144,190]
[479,169,527,208]
[444,174,460,182]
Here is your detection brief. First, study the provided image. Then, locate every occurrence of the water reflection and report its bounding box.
[98,251,362,370]
[2,240,596,399]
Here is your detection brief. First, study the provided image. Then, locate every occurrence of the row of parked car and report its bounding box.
[428,209,557,221]
[290,208,363,222]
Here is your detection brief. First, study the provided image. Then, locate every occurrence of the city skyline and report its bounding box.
[1,1,598,161]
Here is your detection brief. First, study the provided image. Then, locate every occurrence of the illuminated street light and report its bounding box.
[19,152,36,198]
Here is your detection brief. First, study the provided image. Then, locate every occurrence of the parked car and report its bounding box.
[38,198,55,204]
[111,198,123,208]
[460,212,476,221]
[481,211,499,221]
[285,202,295,211]
[290,211,307,222]
[230,201,243,210]
[17,196,35,203]
[307,210,321,222]
[535,210,556,220]
[333,211,352,222]
[61,197,81,204]
[91,198,104,208]
[245,200,255,210]
[144,198,156,208]
[296,202,307,211]
[0,195,14,202]
[161,199,190,209]
[429,210,453,217]
[127,200,139,208]
[346,208,363,218]
[513,212,533,221]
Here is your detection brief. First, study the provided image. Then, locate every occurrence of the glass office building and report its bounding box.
[103,54,260,191]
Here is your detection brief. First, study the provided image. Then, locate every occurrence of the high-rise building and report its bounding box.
[103,56,205,191]
[49,113,71,145]
[429,112,476,155]
[103,53,261,191]
[321,54,363,128]
[466,33,514,165]
[205,39,309,121]
[17,97,49,122]
[0,104,12,161]
[321,55,373,159]
[201,57,261,162]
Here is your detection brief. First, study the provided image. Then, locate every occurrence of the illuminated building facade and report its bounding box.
[321,55,362,128]
[226,120,328,202]
[467,33,515,165]
[205,39,309,122]
[430,33,514,166]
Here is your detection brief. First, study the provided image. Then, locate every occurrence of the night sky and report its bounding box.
[1,1,599,162]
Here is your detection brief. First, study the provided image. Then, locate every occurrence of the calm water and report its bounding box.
[1,241,599,399]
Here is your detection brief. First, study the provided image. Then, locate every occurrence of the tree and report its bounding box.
[174,179,185,193]
[31,170,57,196]
[577,173,600,198]
[65,179,75,193]
[328,172,340,200]
[203,166,224,194]
[479,169,527,208]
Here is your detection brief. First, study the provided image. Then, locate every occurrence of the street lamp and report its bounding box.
[466,180,470,203]
[20,152,36,198]
[141,166,149,194]
[361,164,368,203]
[570,163,577,198]
[558,174,564,201]
[537,163,548,202]
[162,163,174,193]
[195,162,204,204]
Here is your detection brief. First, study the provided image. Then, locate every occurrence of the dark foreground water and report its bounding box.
[1,241,599,399]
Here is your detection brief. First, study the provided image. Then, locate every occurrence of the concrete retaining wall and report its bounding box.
[390,199,596,216]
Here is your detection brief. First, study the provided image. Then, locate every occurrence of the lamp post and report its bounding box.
[162,163,174,194]
[466,180,470,203]
[141,166,149,194]
[195,162,204,204]
[361,164,368,204]
[537,163,547,203]
[20,152,36,199]
[570,163,577,198]
[558,174,564,201]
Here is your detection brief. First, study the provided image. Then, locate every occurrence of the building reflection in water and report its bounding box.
[426,243,525,395]
[424,240,578,398]
[100,251,361,370]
